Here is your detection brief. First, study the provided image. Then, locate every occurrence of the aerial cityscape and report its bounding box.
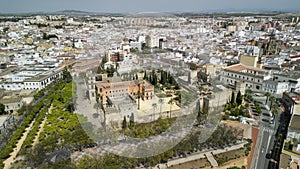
[0,1,300,169]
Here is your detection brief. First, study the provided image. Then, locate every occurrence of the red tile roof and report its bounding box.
[225,64,247,71]
[225,64,268,73]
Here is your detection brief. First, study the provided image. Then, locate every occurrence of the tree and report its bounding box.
[272,105,279,115]
[196,100,203,125]
[72,38,75,48]
[137,90,141,110]
[236,91,243,105]
[149,74,152,84]
[153,74,158,86]
[62,68,72,83]
[115,62,119,70]
[158,98,163,116]
[189,63,197,70]
[149,70,158,86]
[143,71,147,80]
[198,85,204,93]
[107,65,116,77]
[0,103,5,115]
[129,113,134,128]
[100,56,107,69]
[3,27,9,33]
[265,92,271,104]
[168,99,174,118]
[230,91,235,104]
[269,96,276,109]
[160,71,168,85]
[122,116,127,130]
[245,89,252,98]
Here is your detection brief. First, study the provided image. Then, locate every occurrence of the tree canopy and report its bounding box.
[0,103,5,115]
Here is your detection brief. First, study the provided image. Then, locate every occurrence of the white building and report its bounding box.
[0,97,23,112]
[130,41,142,51]
[262,80,289,96]
[23,68,63,90]
[220,64,271,92]
[273,72,300,92]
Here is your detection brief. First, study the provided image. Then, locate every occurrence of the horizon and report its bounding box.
[1,8,300,15]
[1,0,300,14]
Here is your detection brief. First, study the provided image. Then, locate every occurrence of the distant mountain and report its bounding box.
[0,8,299,17]
[55,10,91,14]
[52,10,125,17]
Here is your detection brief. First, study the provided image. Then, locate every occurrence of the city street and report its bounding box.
[251,96,281,169]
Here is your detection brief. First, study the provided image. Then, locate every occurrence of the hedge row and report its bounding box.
[0,80,68,168]
[19,107,48,155]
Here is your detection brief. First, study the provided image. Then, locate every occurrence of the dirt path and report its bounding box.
[203,156,248,169]
[32,105,53,148]
[3,119,36,169]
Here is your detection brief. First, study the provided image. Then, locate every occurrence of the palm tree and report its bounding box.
[152,103,157,121]
[272,104,279,115]
[264,92,271,104]
[269,96,276,110]
[168,99,174,118]
[115,62,119,70]
[158,98,163,117]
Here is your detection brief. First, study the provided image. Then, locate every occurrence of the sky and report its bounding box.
[1,0,300,13]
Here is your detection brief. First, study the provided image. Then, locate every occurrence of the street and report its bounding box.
[251,96,281,169]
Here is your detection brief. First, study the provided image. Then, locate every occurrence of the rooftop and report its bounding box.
[290,115,300,130]
[279,153,292,169]
[224,63,268,73]
[274,71,300,80]
[0,96,22,104]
